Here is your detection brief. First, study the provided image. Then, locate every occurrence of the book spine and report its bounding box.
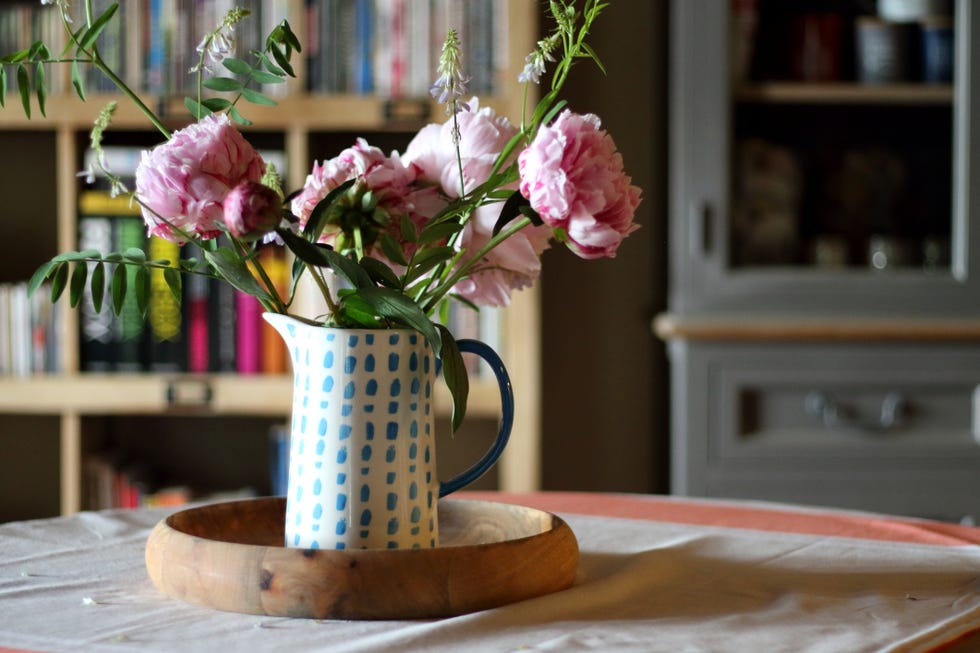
[235,290,263,374]
[77,216,115,372]
[147,235,185,372]
[258,246,289,374]
[352,0,373,94]
[209,276,238,372]
[185,272,210,374]
[145,0,164,93]
[113,217,147,372]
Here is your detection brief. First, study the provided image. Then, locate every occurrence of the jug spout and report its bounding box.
[261,312,304,343]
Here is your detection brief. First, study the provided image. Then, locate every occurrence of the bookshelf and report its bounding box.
[0,0,541,521]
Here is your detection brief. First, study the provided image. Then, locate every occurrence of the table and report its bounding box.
[1,491,979,653]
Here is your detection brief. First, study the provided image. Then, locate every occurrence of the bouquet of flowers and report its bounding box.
[3,0,641,428]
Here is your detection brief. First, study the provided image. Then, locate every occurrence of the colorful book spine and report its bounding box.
[147,235,184,372]
[209,276,238,372]
[113,217,147,372]
[77,216,115,372]
[235,290,263,374]
[185,271,210,374]
[259,246,289,374]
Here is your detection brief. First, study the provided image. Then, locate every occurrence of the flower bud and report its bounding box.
[223,181,282,240]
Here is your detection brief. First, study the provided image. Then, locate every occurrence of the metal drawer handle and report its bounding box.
[804,391,908,433]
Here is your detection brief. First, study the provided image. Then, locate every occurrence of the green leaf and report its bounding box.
[78,3,119,50]
[71,59,86,101]
[204,248,271,301]
[248,69,285,85]
[202,76,243,92]
[17,64,30,119]
[335,290,385,329]
[399,213,417,243]
[221,57,253,75]
[52,249,101,263]
[278,227,373,289]
[268,44,295,78]
[227,104,251,126]
[34,62,46,117]
[406,246,455,282]
[163,267,182,304]
[202,97,232,112]
[52,272,74,308]
[135,267,151,315]
[110,263,127,315]
[418,221,464,245]
[493,190,532,235]
[27,261,56,298]
[304,178,355,239]
[69,263,87,308]
[0,67,6,107]
[240,87,277,106]
[253,51,285,76]
[122,248,147,263]
[184,97,213,119]
[357,286,440,354]
[50,263,69,303]
[90,262,105,312]
[378,232,409,267]
[359,256,401,289]
[436,323,469,432]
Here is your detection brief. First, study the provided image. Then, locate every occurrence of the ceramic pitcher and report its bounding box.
[263,313,513,550]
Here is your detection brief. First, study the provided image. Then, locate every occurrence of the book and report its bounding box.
[77,216,115,372]
[185,271,211,374]
[258,245,289,374]
[235,290,263,374]
[113,217,147,372]
[209,275,238,372]
[146,235,185,372]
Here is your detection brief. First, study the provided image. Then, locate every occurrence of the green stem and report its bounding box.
[421,215,532,313]
[63,2,171,139]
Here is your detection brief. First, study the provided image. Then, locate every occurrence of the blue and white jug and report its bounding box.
[263,314,513,550]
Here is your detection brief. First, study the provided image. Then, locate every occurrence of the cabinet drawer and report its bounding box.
[669,341,980,519]
[710,344,980,463]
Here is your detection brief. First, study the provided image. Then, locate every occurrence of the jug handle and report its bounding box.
[438,339,514,497]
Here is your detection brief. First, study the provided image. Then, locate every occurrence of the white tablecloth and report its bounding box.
[1,494,979,653]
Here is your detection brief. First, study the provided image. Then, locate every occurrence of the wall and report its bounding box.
[539,0,669,492]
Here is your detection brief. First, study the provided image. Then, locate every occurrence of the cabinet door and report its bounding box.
[669,0,980,316]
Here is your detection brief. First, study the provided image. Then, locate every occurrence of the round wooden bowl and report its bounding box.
[145,497,579,620]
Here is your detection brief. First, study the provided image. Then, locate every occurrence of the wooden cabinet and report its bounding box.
[661,0,980,520]
[0,0,541,521]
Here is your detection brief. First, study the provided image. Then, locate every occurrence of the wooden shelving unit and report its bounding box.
[0,0,542,520]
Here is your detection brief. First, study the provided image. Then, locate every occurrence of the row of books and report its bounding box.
[83,452,260,510]
[304,0,501,98]
[77,195,292,375]
[1,0,287,96]
[0,281,59,377]
[1,0,502,100]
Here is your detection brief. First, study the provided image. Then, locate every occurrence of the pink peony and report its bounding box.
[223,181,282,240]
[518,110,641,259]
[404,99,552,307]
[290,138,440,258]
[135,113,266,242]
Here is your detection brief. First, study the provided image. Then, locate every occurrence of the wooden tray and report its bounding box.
[145,496,579,620]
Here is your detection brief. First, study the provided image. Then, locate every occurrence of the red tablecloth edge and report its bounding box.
[457,491,980,547]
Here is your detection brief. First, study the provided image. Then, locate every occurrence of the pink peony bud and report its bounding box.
[518,110,641,259]
[223,181,282,240]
